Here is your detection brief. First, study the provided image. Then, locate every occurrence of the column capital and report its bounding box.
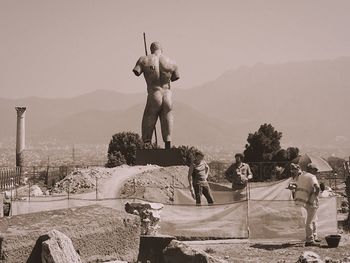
[15,107,27,117]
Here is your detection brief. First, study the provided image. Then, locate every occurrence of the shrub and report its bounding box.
[175,145,202,167]
[106,132,160,167]
[106,151,127,168]
[106,132,143,167]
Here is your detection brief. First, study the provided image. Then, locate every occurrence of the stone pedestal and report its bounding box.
[135,149,183,167]
[138,235,175,263]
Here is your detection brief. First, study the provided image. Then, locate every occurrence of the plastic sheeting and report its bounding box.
[248,198,337,239]
[161,203,248,238]
[10,178,337,240]
[159,178,337,239]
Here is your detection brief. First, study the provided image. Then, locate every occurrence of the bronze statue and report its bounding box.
[133,42,179,149]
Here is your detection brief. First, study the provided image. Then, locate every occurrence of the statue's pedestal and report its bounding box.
[135,149,183,167]
[138,235,175,263]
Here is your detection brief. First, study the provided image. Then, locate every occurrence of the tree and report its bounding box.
[106,132,143,167]
[244,123,282,163]
[176,145,202,167]
[286,147,299,161]
[327,156,346,177]
[243,124,299,181]
[272,147,299,164]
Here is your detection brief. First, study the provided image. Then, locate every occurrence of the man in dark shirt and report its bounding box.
[188,152,214,205]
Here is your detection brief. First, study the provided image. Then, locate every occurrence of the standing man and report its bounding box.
[290,163,321,247]
[188,152,214,205]
[225,153,253,191]
[133,42,180,149]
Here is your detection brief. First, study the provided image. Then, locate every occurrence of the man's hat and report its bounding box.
[235,153,244,159]
[290,163,301,171]
[307,163,318,172]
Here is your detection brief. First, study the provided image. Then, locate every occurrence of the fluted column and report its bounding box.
[15,107,26,167]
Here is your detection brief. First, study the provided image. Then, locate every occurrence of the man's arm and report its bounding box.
[246,164,253,180]
[204,161,210,180]
[313,184,320,196]
[311,175,320,195]
[188,165,195,199]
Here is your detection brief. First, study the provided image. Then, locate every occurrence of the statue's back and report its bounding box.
[142,54,176,88]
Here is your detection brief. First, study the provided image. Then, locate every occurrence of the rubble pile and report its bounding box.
[119,166,189,204]
[51,168,112,194]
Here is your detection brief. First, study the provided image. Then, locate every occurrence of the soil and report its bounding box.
[119,165,189,204]
[186,236,350,263]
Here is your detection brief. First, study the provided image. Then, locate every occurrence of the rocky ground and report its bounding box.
[186,236,350,263]
[119,165,189,204]
[51,167,113,194]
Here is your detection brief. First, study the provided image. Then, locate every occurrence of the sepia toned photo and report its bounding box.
[0,1,350,262]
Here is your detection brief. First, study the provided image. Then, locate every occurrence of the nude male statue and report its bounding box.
[133,42,180,149]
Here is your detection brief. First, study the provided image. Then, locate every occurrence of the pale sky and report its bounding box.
[1,0,350,98]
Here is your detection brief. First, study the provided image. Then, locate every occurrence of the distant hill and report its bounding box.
[0,90,144,138]
[175,57,350,148]
[1,57,349,150]
[41,102,238,147]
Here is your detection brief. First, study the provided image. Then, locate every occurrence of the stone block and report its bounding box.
[138,234,175,263]
[40,229,82,263]
[163,240,226,263]
[297,251,323,263]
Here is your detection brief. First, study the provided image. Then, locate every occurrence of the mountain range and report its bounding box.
[1,57,350,152]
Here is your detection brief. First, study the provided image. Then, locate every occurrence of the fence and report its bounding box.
[208,160,347,185]
[0,163,342,239]
[6,174,338,240]
[208,161,288,182]
[0,167,21,190]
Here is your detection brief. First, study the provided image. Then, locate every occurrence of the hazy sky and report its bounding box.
[1,0,350,98]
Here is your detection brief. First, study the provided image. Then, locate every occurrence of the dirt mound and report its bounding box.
[119,166,189,204]
[52,167,113,194]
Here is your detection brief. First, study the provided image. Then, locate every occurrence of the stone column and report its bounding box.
[125,202,164,235]
[15,107,26,167]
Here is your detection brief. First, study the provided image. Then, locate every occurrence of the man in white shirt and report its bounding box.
[290,163,320,247]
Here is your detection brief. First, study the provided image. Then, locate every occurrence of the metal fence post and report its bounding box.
[133,178,136,195]
[10,177,13,216]
[95,177,98,201]
[172,173,175,205]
